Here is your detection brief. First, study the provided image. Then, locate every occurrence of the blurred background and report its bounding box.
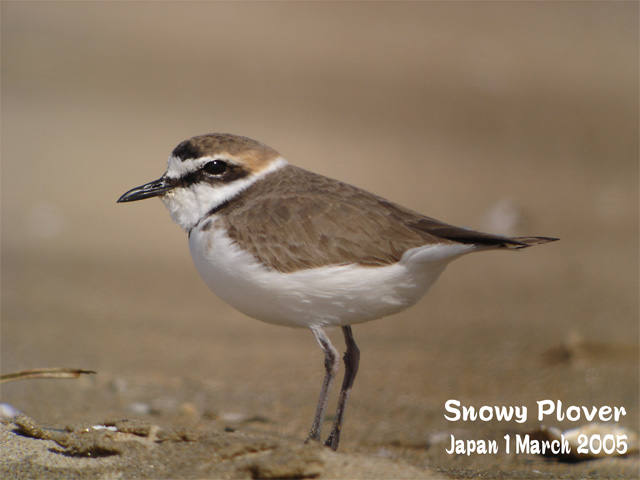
[1,1,638,473]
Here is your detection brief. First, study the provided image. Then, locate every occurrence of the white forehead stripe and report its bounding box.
[165,155,228,179]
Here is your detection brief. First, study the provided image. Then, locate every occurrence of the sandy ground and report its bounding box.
[1,3,638,479]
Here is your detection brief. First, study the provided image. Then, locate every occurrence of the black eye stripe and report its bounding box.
[171,161,249,189]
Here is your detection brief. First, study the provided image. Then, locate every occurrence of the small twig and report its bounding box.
[0,368,96,384]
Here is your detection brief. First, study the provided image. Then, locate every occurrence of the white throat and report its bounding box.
[161,157,288,231]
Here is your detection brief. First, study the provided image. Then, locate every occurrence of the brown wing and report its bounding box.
[218,165,557,273]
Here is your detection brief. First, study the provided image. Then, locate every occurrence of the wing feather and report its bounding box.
[218,166,557,273]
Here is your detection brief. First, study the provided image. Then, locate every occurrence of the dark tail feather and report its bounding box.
[502,236,559,249]
[408,216,558,249]
[451,233,559,249]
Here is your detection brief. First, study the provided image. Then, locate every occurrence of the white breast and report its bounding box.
[188,219,475,328]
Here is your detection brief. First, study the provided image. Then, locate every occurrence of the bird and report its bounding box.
[117,133,557,450]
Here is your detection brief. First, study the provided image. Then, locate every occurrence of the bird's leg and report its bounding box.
[324,326,360,451]
[305,326,340,443]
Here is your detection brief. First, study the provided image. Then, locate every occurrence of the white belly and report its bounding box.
[188,219,474,328]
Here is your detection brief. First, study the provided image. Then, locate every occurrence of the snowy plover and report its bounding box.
[118,133,557,450]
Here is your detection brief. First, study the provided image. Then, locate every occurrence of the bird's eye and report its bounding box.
[203,160,228,176]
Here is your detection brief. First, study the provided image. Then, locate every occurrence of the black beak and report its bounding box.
[117,177,173,203]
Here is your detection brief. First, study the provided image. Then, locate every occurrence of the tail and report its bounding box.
[501,236,559,249]
[408,216,558,250]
